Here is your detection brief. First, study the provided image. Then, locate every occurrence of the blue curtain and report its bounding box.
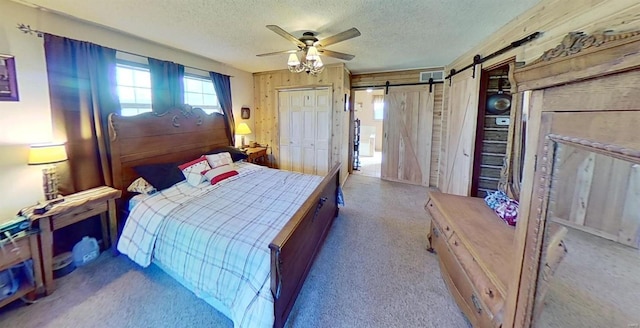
[209,71,235,145]
[44,34,120,193]
[149,58,184,114]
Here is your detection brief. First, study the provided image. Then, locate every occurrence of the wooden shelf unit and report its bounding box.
[472,65,512,197]
[0,232,43,309]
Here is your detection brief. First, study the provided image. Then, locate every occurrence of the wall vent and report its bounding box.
[419,70,444,82]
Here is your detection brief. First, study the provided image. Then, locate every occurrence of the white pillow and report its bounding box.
[178,156,212,186]
[127,177,157,194]
[205,152,233,169]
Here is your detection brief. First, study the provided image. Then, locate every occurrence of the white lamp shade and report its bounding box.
[305,46,320,61]
[313,56,324,68]
[287,53,300,66]
[236,122,252,135]
[28,143,68,165]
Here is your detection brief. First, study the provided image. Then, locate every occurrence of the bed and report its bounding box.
[107,107,340,328]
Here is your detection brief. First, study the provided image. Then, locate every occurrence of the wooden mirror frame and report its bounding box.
[504,30,640,327]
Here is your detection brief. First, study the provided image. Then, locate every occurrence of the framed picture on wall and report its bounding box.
[241,107,250,119]
[0,54,19,102]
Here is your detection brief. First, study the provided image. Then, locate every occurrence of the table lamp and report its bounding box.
[236,122,252,148]
[28,143,68,201]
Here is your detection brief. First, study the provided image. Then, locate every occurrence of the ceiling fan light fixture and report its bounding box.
[261,25,359,76]
[313,56,324,68]
[287,47,324,75]
[287,53,300,66]
[305,46,320,61]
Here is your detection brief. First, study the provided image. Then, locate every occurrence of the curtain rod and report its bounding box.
[352,79,444,94]
[17,23,233,78]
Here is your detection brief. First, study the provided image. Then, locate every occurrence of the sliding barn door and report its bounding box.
[442,67,482,195]
[381,85,434,186]
[279,88,331,175]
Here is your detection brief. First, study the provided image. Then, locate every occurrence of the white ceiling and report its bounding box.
[17,0,540,74]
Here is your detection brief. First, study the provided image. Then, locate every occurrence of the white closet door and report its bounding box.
[279,88,331,175]
[314,89,331,175]
[302,90,317,174]
[278,91,291,171]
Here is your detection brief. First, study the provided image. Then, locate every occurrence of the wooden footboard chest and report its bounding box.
[426,191,515,327]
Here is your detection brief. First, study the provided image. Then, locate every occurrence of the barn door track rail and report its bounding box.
[445,31,542,85]
[352,78,444,94]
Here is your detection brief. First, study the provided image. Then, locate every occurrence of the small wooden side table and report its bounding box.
[245,147,269,167]
[27,186,121,295]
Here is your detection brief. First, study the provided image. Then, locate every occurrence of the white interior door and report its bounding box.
[279,88,331,175]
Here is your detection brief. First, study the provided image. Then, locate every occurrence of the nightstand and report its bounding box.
[0,231,43,308]
[245,147,269,167]
[26,186,121,295]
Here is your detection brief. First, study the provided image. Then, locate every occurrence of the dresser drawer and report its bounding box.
[430,221,448,255]
[433,232,499,328]
[426,200,454,240]
[449,234,504,324]
[0,236,32,271]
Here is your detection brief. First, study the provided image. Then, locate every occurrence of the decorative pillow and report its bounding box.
[206,146,248,162]
[205,152,234,169]
[202,164,239,185]
[126,177,156,195]
[178,156,212,186]
[495,199,519,226]
[134,162,185,191]
[484,190,510,210]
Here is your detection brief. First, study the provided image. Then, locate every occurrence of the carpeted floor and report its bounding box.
[536,227,640,327]
[0,174,469,328]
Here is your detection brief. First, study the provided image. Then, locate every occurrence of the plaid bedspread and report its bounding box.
[117,163,323,328]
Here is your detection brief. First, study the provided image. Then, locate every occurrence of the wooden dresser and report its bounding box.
[426,191,515,327]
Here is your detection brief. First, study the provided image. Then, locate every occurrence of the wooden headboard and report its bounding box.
[108,107,231,198]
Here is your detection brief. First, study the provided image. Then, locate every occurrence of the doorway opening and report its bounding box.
[471,63,512,198]
[353,88,384,178]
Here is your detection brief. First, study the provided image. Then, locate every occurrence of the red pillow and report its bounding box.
[202,164,239,185]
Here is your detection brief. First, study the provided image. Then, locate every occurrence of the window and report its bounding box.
[116,64,152,116]
[183,75,221,114]
[373,95,384,120]
[116,63,221,116]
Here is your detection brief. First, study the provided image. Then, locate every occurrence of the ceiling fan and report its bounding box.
[257,25,361,75]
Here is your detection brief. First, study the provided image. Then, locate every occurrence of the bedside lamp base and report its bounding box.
[42,166,60,201]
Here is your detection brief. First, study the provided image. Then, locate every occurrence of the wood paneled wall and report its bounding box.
[253,64,350,184]
[440,0,640,192]
[351,68,444,187]
[549,147,640,248]
[351,68,441,88]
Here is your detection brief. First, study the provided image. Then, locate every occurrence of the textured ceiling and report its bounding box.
[17,0,540,74]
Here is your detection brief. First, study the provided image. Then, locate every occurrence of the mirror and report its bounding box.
[533,141,640,327]
[503,90,529,201]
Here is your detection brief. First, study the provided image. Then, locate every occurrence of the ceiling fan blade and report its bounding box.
[256,49,299,57]
[266,25,306,48]
[318,49,355,61]
[316,27,361,47]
